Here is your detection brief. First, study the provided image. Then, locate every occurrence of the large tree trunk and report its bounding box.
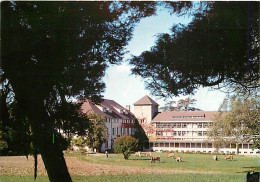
[24,97,73,182]
[39,137,72,182]
[29,108,72,182]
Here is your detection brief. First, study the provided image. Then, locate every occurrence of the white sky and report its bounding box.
[103,8,226,112]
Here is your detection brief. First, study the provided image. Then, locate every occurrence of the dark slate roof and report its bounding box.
[133,95,159,106]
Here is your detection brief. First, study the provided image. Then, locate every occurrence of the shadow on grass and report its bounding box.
[242,166,260,171]
[234,167,260,174]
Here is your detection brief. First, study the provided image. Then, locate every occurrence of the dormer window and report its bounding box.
[103,108,107,112]
[107,108,112,113]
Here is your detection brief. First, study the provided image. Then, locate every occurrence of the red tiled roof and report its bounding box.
[152,111,218,122]
[133,95,159,106]
[80,99,136,120]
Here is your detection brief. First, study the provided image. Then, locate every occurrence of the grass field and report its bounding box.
[0,173,246,182]
[71,152,260,174]
[0,153,259,182]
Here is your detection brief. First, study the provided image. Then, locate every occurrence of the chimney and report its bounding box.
[126,105,130,111]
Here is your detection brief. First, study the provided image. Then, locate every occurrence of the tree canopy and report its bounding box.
[160,97,200,111]
[130,2,259,97]
[114,135,139,160]
[209,93,260,153]
[1,2,158,181]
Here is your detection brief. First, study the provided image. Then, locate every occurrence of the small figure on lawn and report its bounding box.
[105,151,108,158]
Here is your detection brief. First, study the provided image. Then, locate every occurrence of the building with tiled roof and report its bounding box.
[80,99,136,152]
[133,96,259,155]
[134,95,159,106]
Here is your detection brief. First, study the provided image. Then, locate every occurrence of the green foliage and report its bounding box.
[0,87,32,156]
[130,2,259,97]
[0,1,159,180]
[209,93,260,151]
[84,114,108,152]
[0,131,8,151]
[160,97,200,111]
[114,135,138,159]
[71,114,107,152]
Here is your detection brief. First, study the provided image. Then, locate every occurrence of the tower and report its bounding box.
[133,95,159,124]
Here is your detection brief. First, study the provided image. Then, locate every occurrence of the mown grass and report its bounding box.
[68,152,260,174]
[0,173,246,182]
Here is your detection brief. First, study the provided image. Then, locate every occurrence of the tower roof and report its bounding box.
[133,95,159,106]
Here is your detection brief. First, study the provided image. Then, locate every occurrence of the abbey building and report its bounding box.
[79,95,259,155]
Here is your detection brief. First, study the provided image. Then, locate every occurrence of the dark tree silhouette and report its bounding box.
[130,2,259,97]
[1,2,158,181]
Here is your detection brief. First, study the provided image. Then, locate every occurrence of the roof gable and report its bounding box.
[133,95,159,106]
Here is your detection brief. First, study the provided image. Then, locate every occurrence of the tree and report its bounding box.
[114,135,139,160]
[159,101,176,111]
[159,97,200,111]
[130,2,259,97]
[177,97,200,111]
[209,93,260,154]
[1,2,158,181]
[83,114,108,152]
[0,85,32,156]
[0,131,8,151]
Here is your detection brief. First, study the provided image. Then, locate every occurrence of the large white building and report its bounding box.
[80,99,136,152]
[134,95,259,155]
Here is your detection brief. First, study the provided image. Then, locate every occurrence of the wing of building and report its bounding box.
[80,99,136,152]
[133,95,259,155]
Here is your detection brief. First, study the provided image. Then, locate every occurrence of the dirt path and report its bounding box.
[0,155,218,176]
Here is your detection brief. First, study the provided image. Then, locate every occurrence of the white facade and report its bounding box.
[133,96,260,155]
[80,99,136,152]
[102,118,135,152]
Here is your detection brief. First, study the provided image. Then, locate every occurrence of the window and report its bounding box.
[112,128,115,135]
[177,123,181,128]
[178,131,181,136]
[173,123,176,128]
[182,131,186,136]
[203,123,208,128]
[172,131,177,136]
[198,123,202,128]
[183,123,187,128]
[198,131,202,136]
[116,127,118,135]
[156,131,162,136]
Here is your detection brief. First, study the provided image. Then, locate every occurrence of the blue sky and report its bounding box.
[103,8,226,112]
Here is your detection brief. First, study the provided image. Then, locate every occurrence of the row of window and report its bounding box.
[150,142,253,149]
[106,118,134,123]
[150,142,213,148]
[155,122,213,128]
[172,115,205,119]
[112,127,134,136]
[156,131,208,136]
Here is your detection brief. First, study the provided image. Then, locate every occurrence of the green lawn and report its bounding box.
[0,153,259,182]
[69,152,260,174]
[0,174,246,182]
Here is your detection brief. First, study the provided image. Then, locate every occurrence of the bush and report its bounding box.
[114,135,138,160]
